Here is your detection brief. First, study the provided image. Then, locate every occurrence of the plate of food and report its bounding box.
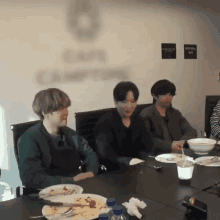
[39,184,83,200]
[42,194,110,220]
[155,153,194,163]
[195,156,220,167]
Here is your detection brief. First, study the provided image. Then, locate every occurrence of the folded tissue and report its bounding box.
[122,198,147,219]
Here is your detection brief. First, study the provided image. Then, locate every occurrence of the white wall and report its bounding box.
[0,0,219,190]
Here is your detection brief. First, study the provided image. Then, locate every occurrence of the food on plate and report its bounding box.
[48,186,75,196]
[44,196,107,219]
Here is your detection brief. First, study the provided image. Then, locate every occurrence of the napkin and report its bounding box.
[122,198,147,219]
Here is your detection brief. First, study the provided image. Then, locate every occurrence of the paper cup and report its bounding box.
[176,160,194,180]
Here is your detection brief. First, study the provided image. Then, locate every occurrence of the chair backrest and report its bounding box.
[75,103,152,149]
[204,96,220,138]
[11,120,41,164]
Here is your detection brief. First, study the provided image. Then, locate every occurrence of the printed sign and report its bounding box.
[184,44,197,59]
[162,43,176,59]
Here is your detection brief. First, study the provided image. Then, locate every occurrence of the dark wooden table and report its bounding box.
[1,146,220,220]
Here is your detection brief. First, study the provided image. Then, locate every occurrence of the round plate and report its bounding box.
[42,194,110,220]
[39,184,83,200]
[195,156,220,167]
[155,153,194,163]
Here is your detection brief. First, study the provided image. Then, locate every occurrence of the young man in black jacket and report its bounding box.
[94,81,153,171]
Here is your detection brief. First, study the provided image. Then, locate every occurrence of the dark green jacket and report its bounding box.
[17,122,99,189]
[140,105,197,154]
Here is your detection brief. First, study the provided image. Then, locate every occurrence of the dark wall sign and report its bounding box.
[184,44,197,59]
[162,43,176,59]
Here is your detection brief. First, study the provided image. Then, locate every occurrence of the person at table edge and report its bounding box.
[17,88,99,189]
[210,99,220,140]
[140,79,197,155]
[94,81,153,171]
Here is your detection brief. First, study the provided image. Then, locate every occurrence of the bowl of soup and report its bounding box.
[187,138,217,155]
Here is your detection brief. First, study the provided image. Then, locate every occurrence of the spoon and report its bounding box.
[30,208,75,218]
[141,163,163,171]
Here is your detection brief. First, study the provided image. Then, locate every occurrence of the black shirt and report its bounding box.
[41,125,82,176]
[162,114,174,141]
[94,109,153,171]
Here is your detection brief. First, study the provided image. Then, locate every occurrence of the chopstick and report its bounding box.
[196,156,219,165]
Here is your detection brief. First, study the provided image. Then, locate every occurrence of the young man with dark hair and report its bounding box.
[18,88,99,189]
[140,79,197,155]
[94,81,153,171]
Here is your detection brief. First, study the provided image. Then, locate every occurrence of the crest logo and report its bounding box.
[66,0,100,41]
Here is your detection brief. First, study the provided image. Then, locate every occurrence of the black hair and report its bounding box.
[151,79,176,104]
[113,81,139,102]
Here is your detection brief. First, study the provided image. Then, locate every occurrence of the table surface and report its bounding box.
[1,146,220,220]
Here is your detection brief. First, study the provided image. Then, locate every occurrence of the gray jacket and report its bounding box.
[140,105,197,154]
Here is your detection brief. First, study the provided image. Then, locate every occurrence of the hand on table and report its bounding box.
[129,158,145,166]
[73,171,94,182]
[172,140,185,152]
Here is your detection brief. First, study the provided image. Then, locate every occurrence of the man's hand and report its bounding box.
[73,171,94,182]
[172,140,185,152]
[129,158,145,166]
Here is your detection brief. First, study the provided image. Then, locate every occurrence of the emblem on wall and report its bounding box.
[35,0,130,85]
[66,0,100,41]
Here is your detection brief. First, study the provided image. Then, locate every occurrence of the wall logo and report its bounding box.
[35,0,130,85]
[66,0,100,41]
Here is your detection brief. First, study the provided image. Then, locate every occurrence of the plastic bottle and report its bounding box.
[112,205,127,220]
[1,186,15,201]
[99,213,109,220]
[107,198,116,218]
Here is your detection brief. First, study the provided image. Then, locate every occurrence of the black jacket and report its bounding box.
[94,109,153,171]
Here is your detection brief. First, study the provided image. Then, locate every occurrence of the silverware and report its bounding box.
[30,207,75,219]
[149,165,163,170]
[197,156,219,165]
[30,190,74,198]
[215,181,220,188]
[39,200,96,208]
[141,164,163,170]
[166,157,175,161]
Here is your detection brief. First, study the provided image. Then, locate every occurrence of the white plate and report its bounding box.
[42,193,110,220]
[195,156,220,167]
[39,184,83,200]
[155,153,194,163]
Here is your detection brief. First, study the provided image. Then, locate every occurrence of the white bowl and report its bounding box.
[187,138,217,155]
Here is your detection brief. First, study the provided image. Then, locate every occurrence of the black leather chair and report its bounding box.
[11,120,41,197]
[75,104,152,149]
[75,103,152,171]
[204,95,220,138]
